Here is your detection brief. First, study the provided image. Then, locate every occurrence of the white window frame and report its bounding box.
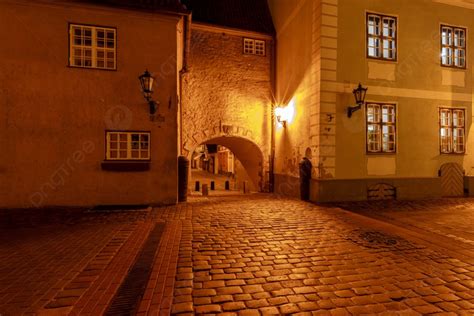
[366,103,397,154]
[243,38,266,56]
[69,24,117,70]
[366,12,397,61]
[441,24,467,69]
[106,131,150,160]
[439,108,465,154]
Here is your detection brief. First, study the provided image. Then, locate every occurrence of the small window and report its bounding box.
[440,108,465,154]
[70,24,116,70]
[106,132,150,160]
[441,25,466,68]
[367,13,397,61]
[366,103,396,153]
[243,38,265,56]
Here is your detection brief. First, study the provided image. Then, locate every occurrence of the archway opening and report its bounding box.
[189,136,264,195]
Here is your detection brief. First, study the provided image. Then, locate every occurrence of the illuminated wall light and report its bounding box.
[275,99,295,128]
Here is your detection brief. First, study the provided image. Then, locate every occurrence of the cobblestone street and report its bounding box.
[1,196,474,315]
[173,196,474,315]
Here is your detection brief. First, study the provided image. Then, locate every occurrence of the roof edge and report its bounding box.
[192,22,274,40]
[81,0,191,15]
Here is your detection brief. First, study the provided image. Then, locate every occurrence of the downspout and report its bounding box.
[179,12,192,155]
[270,35,277,193]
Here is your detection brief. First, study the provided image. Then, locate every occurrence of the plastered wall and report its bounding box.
[336,0,474,179]
[0,0,182,207]
[269,0,337,185]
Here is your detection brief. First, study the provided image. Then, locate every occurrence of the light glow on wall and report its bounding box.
[275,99,295,127]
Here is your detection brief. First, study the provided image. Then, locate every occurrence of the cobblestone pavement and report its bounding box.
[1,196,474,315]
[172,195,474,315]
[328,199,474,250]
[0,206,187,316]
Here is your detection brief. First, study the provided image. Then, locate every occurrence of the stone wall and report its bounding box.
[182,27,273,190]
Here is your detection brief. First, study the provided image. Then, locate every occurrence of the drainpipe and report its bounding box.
[269,36,277,193]
[179,12,192,155]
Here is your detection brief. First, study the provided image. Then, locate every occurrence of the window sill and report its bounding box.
[440,65,467,71]
[366,152,397,155]
[439,153,466,156]
[67,65,118,72]
[366,56,398,63]
[101,161,150,172]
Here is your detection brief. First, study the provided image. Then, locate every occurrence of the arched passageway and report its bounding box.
[189,136,264,193]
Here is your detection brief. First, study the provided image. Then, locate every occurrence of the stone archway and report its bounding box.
[184,122,270,192]
[190,135,265,192]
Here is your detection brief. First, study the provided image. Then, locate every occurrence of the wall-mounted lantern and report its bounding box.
[138,69,159,116]
[275,106,287,127]
[275,100,295,128]
[347,83,368,118]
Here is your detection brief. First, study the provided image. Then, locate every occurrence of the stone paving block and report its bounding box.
[245,298,269,308]
[194,304,222,313]
[242,285,264,294]
[234,293,252,301]
[259,306,280,314]
[212,295,233,303]
[193,297,212,305]
[203,280,225,288]
[193,289,217,297]
[171,302,193,314]
[238,309,260,316]
[222,301,246,311]
[267,296,288,306]
[298,301,319,311]
[217,286,244,295]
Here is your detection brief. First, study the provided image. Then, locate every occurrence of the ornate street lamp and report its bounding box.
[347,83,368,118]
[138,69,158,116]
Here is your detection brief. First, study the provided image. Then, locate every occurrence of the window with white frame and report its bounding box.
[106,132,150,160]
[243,38,265,56]
[366,103,396,153]
[367,13,397,60]
[441,25,466,68]
[440,108,465,154]
[69,24,116,70]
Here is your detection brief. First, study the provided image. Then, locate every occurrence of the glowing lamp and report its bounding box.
[275,100,295,127]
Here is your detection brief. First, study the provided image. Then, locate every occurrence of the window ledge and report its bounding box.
[439,153,466,156]
[101,161,150,172]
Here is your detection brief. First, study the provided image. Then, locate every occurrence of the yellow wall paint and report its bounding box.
[271,0,474,183]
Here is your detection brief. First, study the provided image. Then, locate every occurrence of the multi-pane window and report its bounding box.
[441,25,467,68]
[366,103,396,153]
[367,13,397,60]
[69,24,116,70]
[106,132,150,160]
[440,108,465,154]
[243,38,265,56]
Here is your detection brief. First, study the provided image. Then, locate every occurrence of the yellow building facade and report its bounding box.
[269,0,474,201]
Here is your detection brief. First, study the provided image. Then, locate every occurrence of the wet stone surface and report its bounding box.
[173,195,474,315]
[346,229,424,251]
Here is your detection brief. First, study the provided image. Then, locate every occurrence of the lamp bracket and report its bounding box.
[149,100,159,115]
[347,103,362,118]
